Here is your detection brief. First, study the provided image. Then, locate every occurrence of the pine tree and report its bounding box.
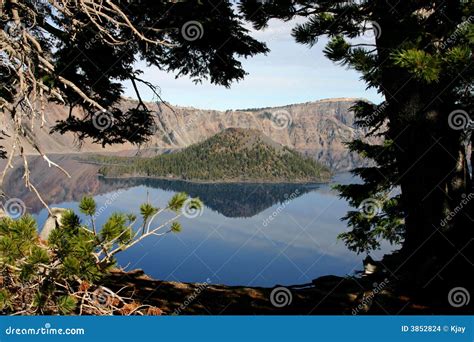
[240,1,474,286]
[0,193,201,315]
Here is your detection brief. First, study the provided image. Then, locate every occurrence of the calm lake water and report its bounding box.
[27,168,396,287]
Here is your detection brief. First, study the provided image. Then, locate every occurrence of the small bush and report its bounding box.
[0,193,202,315]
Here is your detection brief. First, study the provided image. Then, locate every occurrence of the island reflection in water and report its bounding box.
[5,156,396,287]
[98,176,322,218]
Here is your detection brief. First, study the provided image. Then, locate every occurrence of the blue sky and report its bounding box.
[123,19,383,111]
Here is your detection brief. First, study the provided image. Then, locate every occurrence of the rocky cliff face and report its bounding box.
[134,97,370,171]
[3,97,373,171]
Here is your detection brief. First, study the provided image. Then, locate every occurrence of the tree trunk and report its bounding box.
[389,99,473,290]
[375,5,474,291]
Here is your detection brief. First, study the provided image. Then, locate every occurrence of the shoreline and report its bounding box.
[97,173,332,185]
[103,268,437,315]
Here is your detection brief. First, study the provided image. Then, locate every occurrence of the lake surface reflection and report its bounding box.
[3,155,396,286]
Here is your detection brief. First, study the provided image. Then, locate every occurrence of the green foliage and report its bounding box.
[93,129,331,182]
[0,193,199,314]
[168,192,188,213]
[185,198,203,213]
[0,289,12,311]
[140,203,158,221]
[79,196,97,216]
[1,1,269,158]
[240,0,474,256]
[57,295,77,315]
[100,213,132,246]
[49,214,101,282]
[392,49,441,83]
[170,222,182,233]
[0,215,37,263]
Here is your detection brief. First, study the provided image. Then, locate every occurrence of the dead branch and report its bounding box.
[0,0,172,213]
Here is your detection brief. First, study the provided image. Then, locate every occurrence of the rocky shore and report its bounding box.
[102,268,448,315]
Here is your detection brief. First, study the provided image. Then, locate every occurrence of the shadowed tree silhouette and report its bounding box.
[240,0,474,292]
[0,0,268,205]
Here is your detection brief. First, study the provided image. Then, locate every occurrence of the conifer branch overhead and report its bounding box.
[0,0,268,211]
